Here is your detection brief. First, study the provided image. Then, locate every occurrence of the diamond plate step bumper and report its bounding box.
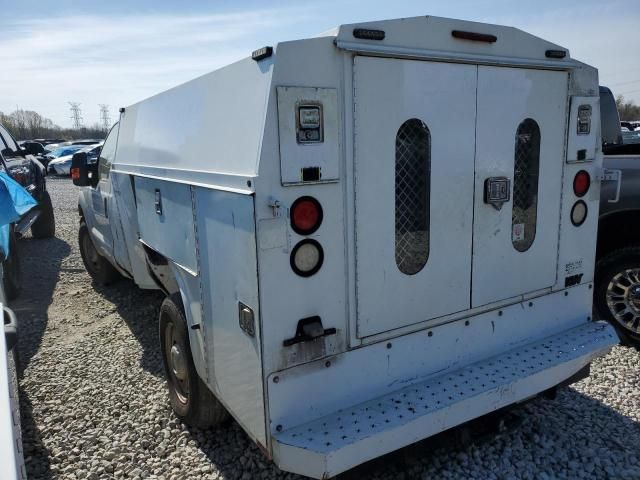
[272,321,617,479]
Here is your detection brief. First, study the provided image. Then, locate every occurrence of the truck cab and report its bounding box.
[76,123,155,288]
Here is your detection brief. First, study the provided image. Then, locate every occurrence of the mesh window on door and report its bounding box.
[395,118,430,275]
[512,118,541,252]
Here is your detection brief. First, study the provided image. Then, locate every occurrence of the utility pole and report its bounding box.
[69,102,83,130]
[99,104,111,132]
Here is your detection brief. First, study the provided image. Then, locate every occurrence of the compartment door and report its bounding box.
[471,66,568,307]
[354,56,477,338]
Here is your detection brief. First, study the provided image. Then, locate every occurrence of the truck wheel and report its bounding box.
[31,190,56,239]
[159,293,229,428]
[78,222,120,285]
[2,230,21,300]
[595,246,640,348]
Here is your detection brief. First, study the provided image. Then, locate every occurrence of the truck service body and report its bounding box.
[75,16,618,478]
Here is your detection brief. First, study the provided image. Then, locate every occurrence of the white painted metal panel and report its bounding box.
[194,188,266,447]
[268,284,593,434]
[277,86,340,184]
[354,56,476,338]
[110,172,157,289]
[336,16,572,66]
[114,57,272,189]
[273,321,616,479]
[134,177,197,274]
[254,37,350,375]
[472,66,568,307]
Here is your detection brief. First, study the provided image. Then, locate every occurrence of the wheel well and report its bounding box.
[597,210,640,259]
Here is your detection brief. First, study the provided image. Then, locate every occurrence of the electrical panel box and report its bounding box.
[566,96,599,163]
[277,86,340,185]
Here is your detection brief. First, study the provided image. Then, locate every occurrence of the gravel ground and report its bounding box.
[12,177,640,479]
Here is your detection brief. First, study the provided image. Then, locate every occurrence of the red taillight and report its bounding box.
[573,170,590,197]
[71,168,80,180]
[290,196,323,235]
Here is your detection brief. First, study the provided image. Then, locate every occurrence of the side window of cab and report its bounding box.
[0,124,21,158]
[98,122,120,180]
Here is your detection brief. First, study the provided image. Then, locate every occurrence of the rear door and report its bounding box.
[471,67,568,307]
[354,56,477,338]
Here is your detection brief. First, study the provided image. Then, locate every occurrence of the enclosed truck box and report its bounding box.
[73,15,618,478]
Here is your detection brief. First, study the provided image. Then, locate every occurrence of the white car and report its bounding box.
[48,143,102,175]
[0,265,25,480]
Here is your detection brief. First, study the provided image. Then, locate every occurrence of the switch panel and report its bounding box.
[277,86,339,184]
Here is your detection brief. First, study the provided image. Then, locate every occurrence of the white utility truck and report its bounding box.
[73,16,618,478]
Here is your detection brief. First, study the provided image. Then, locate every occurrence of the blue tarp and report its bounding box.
[0,172,38,257]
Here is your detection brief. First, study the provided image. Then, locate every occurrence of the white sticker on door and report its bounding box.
[512,223,525,242]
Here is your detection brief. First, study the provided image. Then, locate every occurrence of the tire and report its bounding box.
[31,190,56,239]
[78,221,120,285]
[2,229,21,300]
[595,246,640,348]
[159,293,229,428]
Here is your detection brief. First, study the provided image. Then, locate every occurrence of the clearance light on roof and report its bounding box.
[252,46,273,61]
[451,30,497,43]
[353,28,386,41]
[546,49,567,59]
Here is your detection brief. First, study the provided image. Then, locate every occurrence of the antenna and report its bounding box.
[99,104,111,132]
[69,102,83,129]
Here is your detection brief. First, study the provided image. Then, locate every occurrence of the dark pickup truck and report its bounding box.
[0,123,56,299]
[595,86,640,347]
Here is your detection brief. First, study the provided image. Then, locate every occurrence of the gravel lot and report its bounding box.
[12,177,640,479]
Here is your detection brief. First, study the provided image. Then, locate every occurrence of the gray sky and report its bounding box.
[1,0,639,127]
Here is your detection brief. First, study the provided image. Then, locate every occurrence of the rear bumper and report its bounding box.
[272,321,617,479]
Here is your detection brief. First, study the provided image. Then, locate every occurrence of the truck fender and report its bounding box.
[141,243,209,384]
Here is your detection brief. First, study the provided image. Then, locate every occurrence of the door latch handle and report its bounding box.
[155,189,163,215]
[484,177,511,211]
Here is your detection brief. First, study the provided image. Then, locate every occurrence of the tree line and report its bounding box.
[616,96,640,121]
[0,108,107,141]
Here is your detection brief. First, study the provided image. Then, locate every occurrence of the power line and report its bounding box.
[68,102,83,129]
[607,79,640,88]
[99,104,111,132]
[618,88,640,96]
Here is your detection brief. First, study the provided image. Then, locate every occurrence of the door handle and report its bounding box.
[155,189,163,215]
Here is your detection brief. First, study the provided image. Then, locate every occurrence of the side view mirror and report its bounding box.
[71,152,98,187]
[22,144,44,156]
